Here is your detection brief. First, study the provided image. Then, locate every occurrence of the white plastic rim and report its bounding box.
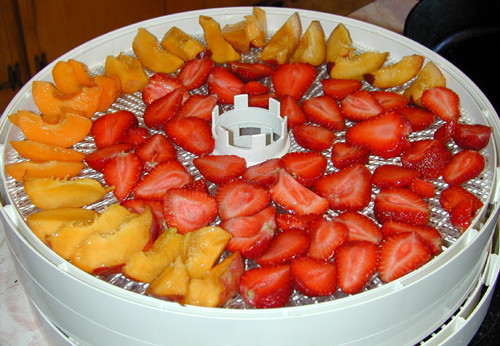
[1,7,500,346]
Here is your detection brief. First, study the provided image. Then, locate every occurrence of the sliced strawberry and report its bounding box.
[409,178,435,199]
[239,264,291,308]
[269,169,329,215]
[334,240,379,294]
[374,187,429,226]
[401,139,452,180]
[143,87,184,130]
[242,80,270,95]
[222,205,277,259]
[279,95,307,129]
[183,178,209,193]
[84,143,134,171]
[164,117,215,156]
[443,149,485,186]
[121,198,165,234]
[215,178,270,220]
[398,106,436,132]
[334,211,382,244]
[448,198,478,233]
[248,92,277,108]
[142,72,189,106]
[372,90,409,110]
[91,110,139,149]
[228,61,273,83]
[102,152,143,202]
[207,66,245,104]
[121,127,149,147]
[314,163,372,212]
[421,86,460,122]
[292,124,335,152]
[340,90,384,122]
[330,142,370,169]
[371,164,420,189]
[163,187,218,234]
[302,95,345,131]
[177,94,217,122]
[321,78,362,100]
[381,221,442,255]
[290,256,337,297]
[133,160,193,200]
[176,56,213,91]
[135,133,177,171]
[256,228,310,266]
[439,185,483,214]
[307,219,347,261]
[242,158,284,187]
[281,151,328,187]
[378,232,432,283]
[452,123,492,150]
[275,213,323,232]
[193,154,247,185]
[433,119,459,143]
[272,62,316,101]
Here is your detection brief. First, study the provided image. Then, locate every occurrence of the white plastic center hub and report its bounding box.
[211,94,290,166]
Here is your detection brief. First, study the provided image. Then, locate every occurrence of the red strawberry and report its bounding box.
[177,94,217,122]
[91,110,139,149]
[292,124,335,152]
[102,152,143,202]
[207,66,245,104]
[371,164,420,189]
[380,221,442,255]
[330,142,370,169]
[307,219,347,261]
[183,178,209,193]
[272,62,316,101]
[275,213,323,232]
[421,86,460,122]
[281,151,328,187]
[135,133,177,171]
[433,119,459,143]
[334,211,382,244]
[439,185,483,214]
[133,160,193,200]
[340,90,384,122]
[378,232,432,283]
[334,240,379,294]
[279,95,307,129]
[345,111,409,159]
[193,154,247,185]
[176,56,213,90]
[269,169,329,215]
[228,61,273,83]
[142,72,189,106]
[121,198,165,234]
[215,178,270,220]
[290,256,337,297]
[321,78,362,100]
[401,139,452,180]
[121,127,149,147]
[239,264,291,308]
[448,198,478,233]
[143,87,184,130]
[398,106,436,132]
[256,228,311,266]
[374,187,429,226]
[371,90,409,111]
[409,178,435,199]
[163,187,218,234]
[452,123,492,150]
[302,95,345,131]
[443,149,485,186]
[242,80,270,95]
[242,158,284,187]
[248,92,277,108]
[164,117,215,156]
[314,163,372,212]
[222,205,277,259]
[84,143,134,171]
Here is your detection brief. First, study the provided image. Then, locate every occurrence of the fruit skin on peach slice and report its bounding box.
[199,15,241,64]
[104,53,149,94]
[325,23,355,62]
[146,255,190,304]
[5,160,84,181]
[10,140,85,162]
[160,26,207,62]
[329,51,388,81]
[290,20,326,67]
[364,54,425,89]
[404,61,446,107]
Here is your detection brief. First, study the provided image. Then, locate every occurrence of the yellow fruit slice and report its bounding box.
[404,61,446,106]
[10,140,85,162]
[329,51,388,81]
[290,20,326,66]
[326,23,355,62]
[146,255,190,304]
[5,160,84,181]
[364,54,425,89]
[104,53,149,94]
[199,15,241,64]
[160,26,207,62]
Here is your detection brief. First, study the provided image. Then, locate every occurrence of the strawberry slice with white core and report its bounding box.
[134,133,177,171]
[292,124,335,152]
[176,56,213,91]
[307,218,347,261]
[452,123,492,150]
[398,106,436,132]
[177,94,217,122]
[207,65,245,104]
[143,88,184,130]
[256,228,311,266]
[279,95,307,129]
[302,95,345,131]
[409,178,435,199]
[421,86,460,122]
[290,256,337,297]
[276,213,323,232]
[193,154,247,185]
[321,78,362,100]
[381,220,442,255]
[91,110,139,149]
[272,62,316,101]
[371,164,420,189]
[164,117,215,156]
[142,72,189,106]
[334,211,382,244]
[102,152,143,202]
[330,142,370,169]
[84,143,134,171]
[121,127,149,147]
[340,90,384,122]
[371,90,408,111]
[242,80,270,95]
[228,61,274,83]
[281,151,328,187]
[374,187,430,226]
[242,158,284,187]
[442,149,485,186]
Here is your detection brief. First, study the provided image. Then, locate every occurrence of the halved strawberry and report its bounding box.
[133,160,193,200]
[398,106,436,132]
[215,178,270,220]
[421,86,460,122]
[242,80,270,95]
[401,139,452,180]
[142,72,189,106]
[302,95,345,131]
[374,187,429,226]
[102,152,143,202]
[281,151,328,187]
[91,110,139,149]
[228,61,273,83]
[448,198,478,233]
[269,169,329,215]
[239,264,292,308]
[275,213,323,232]
[334,211,382,244]
[371,164,420,189]
[378,232,432,283]
[314,163,372,212]
[321,78,362,100]
[164,117,215,156]
[272,62,316,101]
[121,127,149,147]
[143,88,184,130]
[443,149,485,186]
[371,90,408,111]
[242,158,284,187]
[177,94,217,122]
[307,218,347,261]
[176,56,213,91]
[256,228,311,266]
[334,240,379,294]
[134,133,177,171]
[409,178,435,199]
[207,66,245,104]
[381,220,442,255]
[340,90,384,122]
[452,123,492,150]
[163,187,218,234]
[121,198,165,234]
[248,92,277,108]
[279,95,307,129]
[330,142,370,169]
[433,119,458,144]
[84,143,134,171]
[290,256,337,297]
[439,185,483,214]
[292,124,335,152]
[193,154,247,185]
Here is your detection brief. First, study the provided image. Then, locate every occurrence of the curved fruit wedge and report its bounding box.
[67,59,96,87]
[326,23,355,62]
[160,26,207,62]
[364,54,425,89]
[104,53,149,94]
[52,60,83,94]
[5,160,84,181]
[404,61,446,107]
[147,255,190,304]
[10,140,85,162]
[200,15,241,63]
[329,51,388,81]
[221,7,267,54]
[94,75,122,112]
[290,20,326,66]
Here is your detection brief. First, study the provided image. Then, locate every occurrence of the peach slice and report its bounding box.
[52,61,82,94]
[199,15,241,64]
[94,75,121,112]
[257,12,302,65]
[364,54,425,89]
[290,20,326,66]
[146,255,190,304]
[5,160,84,181]
[404,61,446,107]
[329,51,388,81]
[326,23,355,62]
[67,59,96,87]
[250,7,267,48]
[10,140,85,162]
[132,27,185,74]
[221,8,267,54]
[23,176,114,210]
[161,26,207,62]
[104,53,149,94]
